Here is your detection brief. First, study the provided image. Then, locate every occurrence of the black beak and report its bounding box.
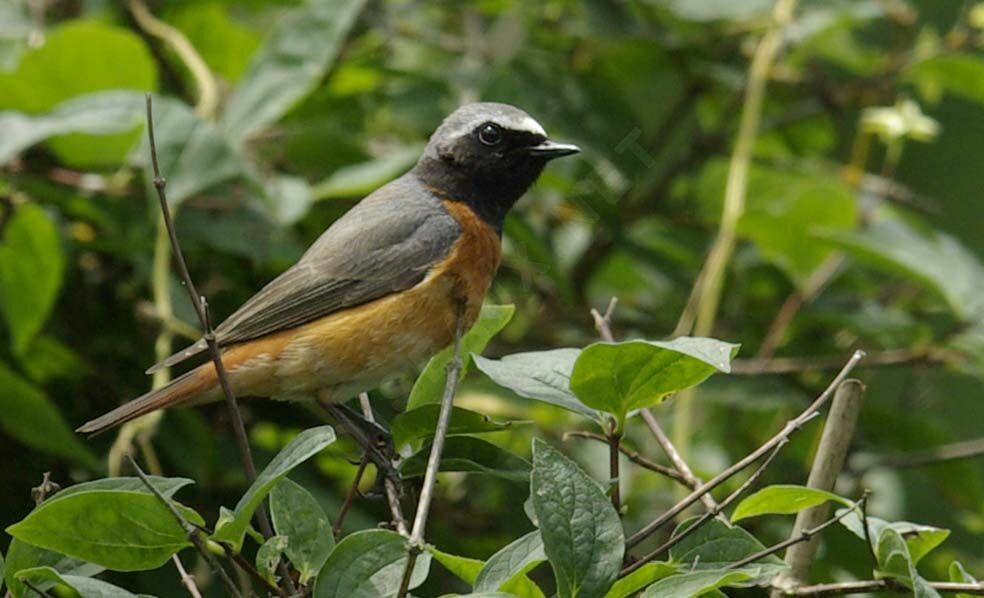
[528,139,581,159]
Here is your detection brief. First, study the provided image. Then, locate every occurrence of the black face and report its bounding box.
[413,104,579,232]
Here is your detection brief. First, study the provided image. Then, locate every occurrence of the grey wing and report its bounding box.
[146,176,461,374]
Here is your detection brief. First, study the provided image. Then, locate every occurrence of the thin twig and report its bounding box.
[144,95,295,596]
[334,452,370,538]
[358,392,409,536]
[731,348,948,375]
[773,380,864,592]
[397,312,466,597]
[728,494,867,571]
[563,431,688,484]
[622,439,786,577]
[783,580,984,596]
[626,350,865,549]
[609,426,622,513]
[171,554,203,598]
[125,455,245,598]
[857,437,984,472]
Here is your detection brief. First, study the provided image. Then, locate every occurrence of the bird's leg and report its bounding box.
[322,400,401,489]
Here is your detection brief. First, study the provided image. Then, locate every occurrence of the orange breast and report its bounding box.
[215,200,502,403]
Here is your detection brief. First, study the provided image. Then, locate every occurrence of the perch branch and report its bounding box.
[626,350,865,549]
[359,392,409,536]
[171,554,203,598]
[333,451,370,538]
[144,95,295,596]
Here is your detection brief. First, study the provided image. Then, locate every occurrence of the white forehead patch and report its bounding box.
[516,116,547,136]
[442,112,548,140]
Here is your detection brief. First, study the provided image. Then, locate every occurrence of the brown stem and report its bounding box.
[609,427,622,513]
[640,409,721,513]
[626,351,865,549]
[334,452,370,538]
[171,554,203,598]
[144,94,295,596]
[564,431,688,484]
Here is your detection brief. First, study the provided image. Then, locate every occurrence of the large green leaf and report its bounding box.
[0,361,98,469]
[730,485,852,523]
[604,562,677,598]
[570,337,738,426]
[427,547,483,586]
[697,159,858,286]
[313,529,430,598]
[270,478,334,584]
[5,491,199,571]
[819,208,984,321]
[474,531,546,596]
[473,349,604,423]
[16,566,139,598]
[54,477,194,501]
[0,91,144,165]
[0,204,64,354]
[0,19,156,167]
[531,440,623,598]
[401,436,530,482]
[222,0,367,143]
[838,510,950,566]
[213,425,335,551]
[3,539,103,598]
[391,405,524,451]
[640,570,752,598]
[407,304,515,409]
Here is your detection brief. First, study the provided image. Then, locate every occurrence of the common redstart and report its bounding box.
[78,103,579,435]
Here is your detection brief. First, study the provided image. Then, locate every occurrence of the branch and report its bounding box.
[171,554,203,598]
[563,431,688,484]
[125,455,245,598]
[857,437,984,472]
[333,451,370,538]
[728,493,867,571]
[359,392,409,537]
[732,348,949,375]
[622,439,786,577]
[609,427,622,513]
[397,312,466,597]
[626,350,865,549]
[774,380,864,591]
[144,95,296,596]
[783,580,984,596]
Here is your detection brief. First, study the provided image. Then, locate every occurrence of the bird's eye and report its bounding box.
[477,123,503,146]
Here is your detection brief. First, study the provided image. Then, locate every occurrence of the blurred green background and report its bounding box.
[1,0,984,595]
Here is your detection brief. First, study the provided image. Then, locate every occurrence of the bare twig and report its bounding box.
[358,392,409,536]
[171,554,203,598]
[626,350,865,549]
[732,348,948,375]
[857,437,984,472]
[622,439,786,577]
[783,580,984,596]
[564,431,688,484]
[772,380,865,593]
[334,452,370,538]
[125,455,244,598]
[397,313,466,597]
[729,494,867,570]
[144,95,295,596]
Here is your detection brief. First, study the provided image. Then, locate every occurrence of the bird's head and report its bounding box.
[414,102,579,229]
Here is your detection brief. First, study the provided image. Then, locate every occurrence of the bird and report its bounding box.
[77,102,579,436]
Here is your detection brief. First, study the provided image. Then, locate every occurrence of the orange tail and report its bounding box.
[77,366,215,436]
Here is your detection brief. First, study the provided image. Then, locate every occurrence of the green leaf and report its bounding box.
[730,485,852,522]
[0,549,4,594]
[313,529,430,597]
[427,547,483,586]
[4,538,103,598]
[640,570,753,598]
[311,146,424,200]
[570,337,738,425]
[906,54,984,105]
[401,437,530,482]
[16,566,139,598]
[838,510,950,566]
[697,159,857,286]
[5,491,198,571]
[531,439,624,598]
[391,405,525,451]
[407,304,515,409]
[604,562,677,598]
[0,91,144,165]
[213,425,335,551]
[474,531,546,597]
[0,203,64,354]
[54,477,194,501]
[819,207,984,321]
[169,3,261,83]
[949,561,979,598]
[473,349,605,423]
[222,0,367,143]
[668,517,785,577]
[0,361,99,469]
[256,535,288,586]
[0,19,157,167]
[140,96,250,208]
[270,478,334,584]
